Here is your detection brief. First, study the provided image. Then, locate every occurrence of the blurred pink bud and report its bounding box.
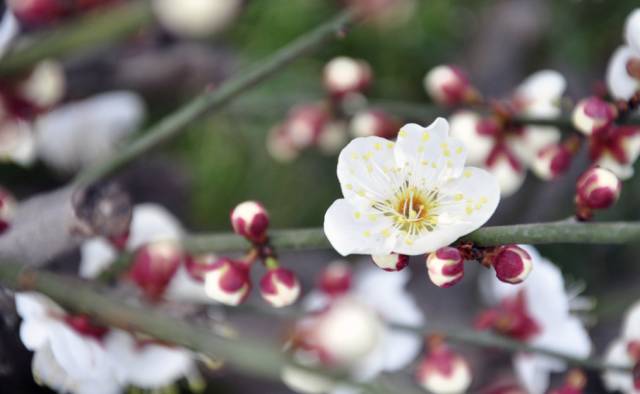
[316,121,348,154]
[230,201,269,243]
[475,291,540,341]
[284,103,330,149]
[153,0,242,38]
[424,65,476,107]
[266,124,299,162]
[318,262,352,296]
[203,258,251,306]
[531,144,573,180]
[129,241,183,300]
[572,97,617,136]
[260,267,301,308]
[8,0,64,26]
[575,167,621,220]
[416,342,472,394]
[323,56,372,98]
[0,187,16,234]
[548,369,586,394]
[491,245,532,284]
[184,253,218,282]
[371,253,409,272]
[63,314,109,340]
[425,247,464,288]
[349,109,399,138]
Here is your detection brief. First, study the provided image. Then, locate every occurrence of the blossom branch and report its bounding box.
[74,9,355,187]
[0,1,153,76]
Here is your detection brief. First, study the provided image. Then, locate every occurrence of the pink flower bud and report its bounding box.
[424,65,475,107]
[129,241,183,300]
[531,144,573,180]
[318,262,352,296]
[416,343,472,394]
[283,103,330,149]
[572,97,617,136]
[8,0,65,26]
[349,109,399,139]
[575,167,621,216]
[475,291,540,341]
[491,245,532,284]
[316,121,348,155]
[184,253,218,282]
[425,247,464,288]
[266,124,299,163]
[230,201,269,243]
[0,187,16,234]
[371,253,409,272]
[260,268,301,308]
[203,258,251,306]
[323,57,372,98]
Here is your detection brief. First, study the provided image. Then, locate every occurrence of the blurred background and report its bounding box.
[1,0,640,392]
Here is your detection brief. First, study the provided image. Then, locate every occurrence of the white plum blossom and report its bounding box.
[602,301,640,393]
[607,9,640,100]
[449,70,566,196]
[478,246,592,394]
[152,0,242,38]
[282,262,424,394]
[324,118,500,257]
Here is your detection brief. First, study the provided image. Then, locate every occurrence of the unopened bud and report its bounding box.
[323,56,372,98]
[203,258,251,306]
[266,124,299,163]
[316,121,348,155]
[284,104,330,149]
[349,109,399,139]
[130,241,183,300]
[0,187,16,234]
[424,65,476,107]
[416,342,472,394]
[318,262,352,296]
[8,0,64,26]
[260,267,301,308]
[153,0,241,38]
[230,201,269,243]
[575,167,621,219]
[426,247,464,288]
[572,97,617,136]
[531,144,573,180]
[491,245,532,284]
[372,253,409,272]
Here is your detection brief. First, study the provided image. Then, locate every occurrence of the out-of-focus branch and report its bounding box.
[183,221,640,254]
[74,10,356,187]
[0,1,153,76]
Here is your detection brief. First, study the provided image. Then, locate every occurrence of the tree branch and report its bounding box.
[74,9,356,187]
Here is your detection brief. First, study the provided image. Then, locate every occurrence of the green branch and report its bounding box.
[74,10,355,187]
[0,1,153,76]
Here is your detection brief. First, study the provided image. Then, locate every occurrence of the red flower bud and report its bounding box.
[230,201,269,243]
[318,262,352,296]
[572,97,617,136]
[8,0,65,26]
[323,56,372,98]
[475,290,540,341]
[426,247,464,288]
[416,341,472,394]
[531,144,573,180]
[491,245,532,284]
[371,253,409,272]
[283,103,330,150]
[349,109,399,139]
[260,267,301,308]
[203,258,251,306]
[575,167,621,221]
[129,241,183,300]
[424,65,476,107]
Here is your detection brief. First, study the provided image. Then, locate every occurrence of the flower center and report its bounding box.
[381,185,439,236]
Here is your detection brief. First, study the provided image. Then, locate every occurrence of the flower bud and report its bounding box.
[424,65,476,107]
[230,201,269,243]
[475,291,540,341]
[266,124,299,163]
[416,342,472,394]
[184,253,218,282]
[323,56,372,98]
[576,167,621,212]
[316,121,348,155]
[8,0,64,26]
[0,187,16,234]
[129,241,183,300]
[425,247,464,288]
[318,262,352,296]
[572,97,617,136]
[203,258,251,306]
[548,369,586,394]
[491,245,533,284]
[531,144,573,180]
[349,109,399,139]
[260,267,301,308]
[18,60,65,110]
[153,0,242,38]
[284,103,330,149]
[371,253,409,272]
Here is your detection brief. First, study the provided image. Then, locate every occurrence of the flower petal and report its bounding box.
[515,70,566,104]
[79,238,118,279]
[623,300,640,340]
[607,46,640,101]
[625,9,640,54]
[449,111,492,165]
[487,154,526,196]
[0,11,18,59]
[514,354,551,394]
[126,203,183,250]
[602,339,635,393]
[324,199,395,256]
[508,126,561,166]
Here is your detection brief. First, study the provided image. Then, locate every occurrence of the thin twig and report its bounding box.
[73,10,356,187]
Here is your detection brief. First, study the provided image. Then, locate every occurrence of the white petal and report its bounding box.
[623,300,640,340]
[127,203,183,250]
[607,46,640,101]
[165,265,213,304]
[324,199,395,256]
[79,238,117,279]
[153,0,241,38]
[532,316,591,366]
[15,292,62,321]
[625,9,640,54]
[337,135,397,208]
[32,343,78,394]
[602,339,636,393]
[515,70,566,104]
[0,11,18,59]
[514,354,551,394]
[507,126,560,166]
[302,290,331,312]
[281,364,336,394]
[597,152,635,180]
[448,111,493,165]
[0,120,36,166]
[380,329,422,372]
[487,154,526,196]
